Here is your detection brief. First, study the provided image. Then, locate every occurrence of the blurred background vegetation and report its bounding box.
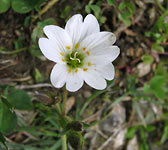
[0,0,168,150]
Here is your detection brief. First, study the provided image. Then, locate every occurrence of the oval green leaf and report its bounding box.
[0,0,11,14]
[12,0,36,13]
[0,102,17,133]
[7,90,33,110]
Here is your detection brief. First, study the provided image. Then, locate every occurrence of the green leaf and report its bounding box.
[119,2,126,11]
[150,76,164,89]
[141,54,154,64]
[99,16,106,24]
[7,90,33,110]
[12,0,37,13]
[144,75,166,100]
[0,0,11,14]
[150,75,165,99]
[24,16,31,27]
[0,101,17,133]
[127,1,135,13]
[143,83,152,94]
[154,88,165,100]
[85,5,91,14]
[161,121,168,144]
[125,126,138,139]
[145,125,156,132]
[118,13,130,25]
[60,6,71,19]
[107,0,115,6]
[155,63,168,77]
[152,43,164,52]
[34,68,43,83]
[89,5,101,18]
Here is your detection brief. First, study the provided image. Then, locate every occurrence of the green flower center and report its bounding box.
[65,51,84,69]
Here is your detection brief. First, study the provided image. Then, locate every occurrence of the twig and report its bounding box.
[32,0,59,22]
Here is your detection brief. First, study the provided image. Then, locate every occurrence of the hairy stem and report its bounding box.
[61,87,68,150]
[62,87,68,116]
[61,134,67,150]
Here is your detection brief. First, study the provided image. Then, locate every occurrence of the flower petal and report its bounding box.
[43,25,72,50]
[90,46,120,62]
[66,70,84,92]
[50,64,67,88]
[65,14,83,45]
[39,38,63,63]
[65,14,100,45]
[83,69,107,90]
[97,63,115,80]
[80,32,116,50]
[82,14,100,36]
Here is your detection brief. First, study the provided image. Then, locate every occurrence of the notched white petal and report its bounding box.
[38,38,62,63]
[83,70,107,90]
[83,14,100,36]
[65,14,83,45]
[90,45,120,62]
[109,46,120,62]
[50,64,67,88]
[66,71,84,92]
[80,32,116,50]
[97,63,115,80]
[43,25,72,50]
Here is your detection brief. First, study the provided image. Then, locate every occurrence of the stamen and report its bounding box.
[68,68,72,73]
[82,48,86,51]
[83,68,88,72]
[66,46,71,50]
[75,69,78,73]
[86,51,90,56]
[60,52,64,56]
[62,58,65,62]
[75,43,79,49]
[88,62,91,66]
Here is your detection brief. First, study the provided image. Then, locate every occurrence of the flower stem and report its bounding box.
[61,87,68,150]
[61,134,67,150]
[62,87,68,116]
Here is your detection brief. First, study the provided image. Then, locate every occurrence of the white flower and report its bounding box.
[38,14,120,92]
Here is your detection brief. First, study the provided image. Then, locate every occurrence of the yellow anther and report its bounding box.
[60,52,64,56]
[82,47,86,51]
[68,68,72,73]
[62,58,65,62]
[83,68,88,72]
[75,69,78,73]
[86,51,90,56]
[66,46,71,50]
[75,43,79,49]
[88,62,91,66]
